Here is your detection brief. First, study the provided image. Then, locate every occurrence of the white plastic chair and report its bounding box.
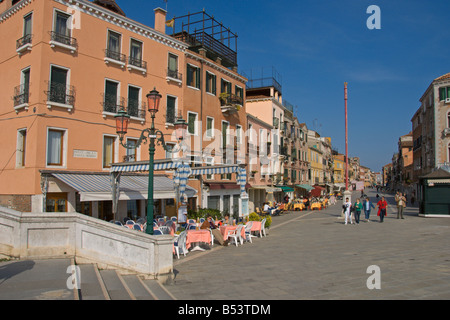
[159,226,171,235]
[174,230,188,259]
[227,225,243,246]
[244,221,256,243]
[260,218,267,237]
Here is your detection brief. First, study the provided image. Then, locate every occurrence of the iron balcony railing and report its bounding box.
[167,69,183,81]
[104,49,126,64]
[16,34,32,49]
[166,109,176,124]
[49,31,77,48]
[127,98,146,119]
[219,93,243,107]
[103,94,125,114]
[13,84,29,106]
[46,82,75,106]
[128,56,147,70]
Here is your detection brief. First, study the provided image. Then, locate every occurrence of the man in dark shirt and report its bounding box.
[200,215,228,246]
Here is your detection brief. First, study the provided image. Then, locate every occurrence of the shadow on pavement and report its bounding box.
[0,260,35,285]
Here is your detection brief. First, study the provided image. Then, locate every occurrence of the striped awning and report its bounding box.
[110,160,247,195]
[51,172,196,201]
[110,160,180,173]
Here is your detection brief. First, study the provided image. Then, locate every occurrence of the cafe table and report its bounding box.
[219,224,246,242]
[186,229,212,252]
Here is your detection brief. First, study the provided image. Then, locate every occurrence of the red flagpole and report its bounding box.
[344,82,349,191]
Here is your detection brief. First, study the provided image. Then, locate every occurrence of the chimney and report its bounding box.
[154,7,167,34]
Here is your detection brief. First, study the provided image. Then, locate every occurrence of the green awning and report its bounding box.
[279,186,294,192]
[296,184,314,191]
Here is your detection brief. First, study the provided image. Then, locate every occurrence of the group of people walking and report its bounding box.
[342,191,406,225]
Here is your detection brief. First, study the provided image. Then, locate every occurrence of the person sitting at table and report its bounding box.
[263,202,271,215]
[200,215,228,246]
[223,213,233,225]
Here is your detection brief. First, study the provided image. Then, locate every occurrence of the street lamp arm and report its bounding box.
[118,128,152,149]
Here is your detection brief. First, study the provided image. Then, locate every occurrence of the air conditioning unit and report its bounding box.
[445,98,450,104]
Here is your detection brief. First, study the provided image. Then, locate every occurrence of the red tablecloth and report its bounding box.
[186,230,211,249]
[219,225,245,241]
[247,221,261,232]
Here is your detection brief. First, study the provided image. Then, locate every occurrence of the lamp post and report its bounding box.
[114,87,187,235]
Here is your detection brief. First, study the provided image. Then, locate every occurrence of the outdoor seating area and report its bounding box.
[110,215,268,260]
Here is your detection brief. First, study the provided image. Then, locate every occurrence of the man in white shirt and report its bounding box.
[343,198,353,225]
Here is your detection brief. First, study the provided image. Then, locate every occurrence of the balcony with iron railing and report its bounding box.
[46,82,75,110]
[127,98,146,119]
[166,69,183,84]
[219,93,243,114]
[102,94,125,114]
[49,31,77,53]
[104,49,126,67]
[13,84,29,110]
[127,56,147,74]
[16,34,32,54]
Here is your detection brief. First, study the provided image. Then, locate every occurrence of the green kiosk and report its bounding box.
[419,169,450,217]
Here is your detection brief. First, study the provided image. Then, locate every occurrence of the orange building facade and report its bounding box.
[0,0,248,220]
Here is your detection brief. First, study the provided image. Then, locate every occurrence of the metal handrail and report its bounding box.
[49,31,77,48]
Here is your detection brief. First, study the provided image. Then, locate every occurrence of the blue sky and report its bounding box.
[117,0,449,173]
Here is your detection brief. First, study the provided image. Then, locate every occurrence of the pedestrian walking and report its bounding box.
[363,197,375,222]
[353,198,363,224]
[343,197,353,225]
[396,192,406,219]
[377,196,388,223]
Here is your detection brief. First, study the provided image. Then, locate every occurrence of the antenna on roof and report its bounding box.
[163,0,168,11]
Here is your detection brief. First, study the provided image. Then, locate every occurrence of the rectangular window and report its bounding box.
[104,80,119,113]
[129,39,143,66]
[167,53,180,79]
[236,125,242,145]
[49,66,68,104]
[54,11,70,37]
[127,85,141,118]
[16,129,27,167]
[106,30,122,61]
[187,64,200,89]
[103,136,116,168]
[47,129,64,166]
[188,112,198,135]
[165,143,176,159]
[222,121,229,149]
[221,79,231,93]
[439,87,450,101]
[206,117,214,138]
[235,85,243,98]
[23,12,32,37]
[126,138,138,162]
[166,96,176,124]
[130,39,142,60]
[206,72,216,95]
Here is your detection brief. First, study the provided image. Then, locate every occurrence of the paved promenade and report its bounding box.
[168,190,450,300]
[1,189,449,300]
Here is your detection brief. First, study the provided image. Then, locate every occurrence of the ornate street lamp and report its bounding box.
[114,87,187,235]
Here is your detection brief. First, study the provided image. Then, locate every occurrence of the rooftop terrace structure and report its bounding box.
[169,10,238,69]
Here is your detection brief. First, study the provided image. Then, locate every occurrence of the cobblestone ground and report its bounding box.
[167,190,450,300]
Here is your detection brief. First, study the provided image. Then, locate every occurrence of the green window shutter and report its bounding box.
[196,68,201,89]
[440,87,446,101]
